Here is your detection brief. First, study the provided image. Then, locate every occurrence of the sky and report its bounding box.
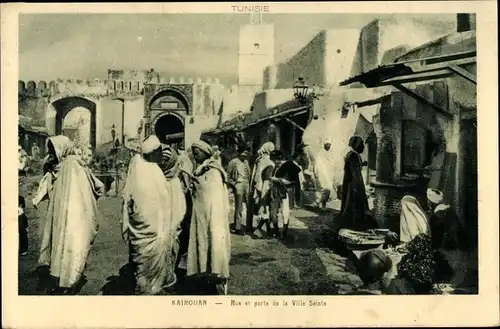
[19,13,457,86]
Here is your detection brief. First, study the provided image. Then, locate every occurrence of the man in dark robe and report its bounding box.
[339,136,376,231]
[19,143,29,256]
[269,150,296,240]
[175,145,194,273]
[292,143,310,207]
[426,192,468,251]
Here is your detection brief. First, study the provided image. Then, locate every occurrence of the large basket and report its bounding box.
[338,229,386,251]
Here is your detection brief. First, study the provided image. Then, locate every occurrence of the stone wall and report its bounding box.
[275,30,328,89]
[263,28,359,90]
[394,28,477,224]
[371,80,463,228]
[349,18,454,88]
[19,73,228,148]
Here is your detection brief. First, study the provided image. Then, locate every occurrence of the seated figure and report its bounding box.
[399,195,431,244]
[353,249,393,295]
[399,188,466,250]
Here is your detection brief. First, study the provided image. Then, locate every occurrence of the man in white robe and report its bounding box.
[33,135,104,295]
[187,140,231,295]
[313,137,336,211]
[121,135,186,295]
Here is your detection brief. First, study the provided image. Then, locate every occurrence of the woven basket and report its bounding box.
[338,229,386,251]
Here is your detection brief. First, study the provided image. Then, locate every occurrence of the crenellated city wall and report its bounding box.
[18,70,249,147]
[18,76,226,101]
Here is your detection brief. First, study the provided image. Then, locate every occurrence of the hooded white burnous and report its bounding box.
[400,196,431,243]
[121,135,186,295]
[187,140,231,295]
[313,137,336,208]
[37,136,105,290]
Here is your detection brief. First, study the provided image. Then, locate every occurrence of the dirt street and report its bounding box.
[18,178,362,295]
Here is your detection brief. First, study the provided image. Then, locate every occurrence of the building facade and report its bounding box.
[340,14,477,248]
[18,70,228,150]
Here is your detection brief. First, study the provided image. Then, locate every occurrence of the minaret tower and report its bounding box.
[238,12,274,91]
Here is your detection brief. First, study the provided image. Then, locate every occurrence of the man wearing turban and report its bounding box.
[175,144,195,273]
[187,140,231,295]
[425,188,466,250]
[121,135,186,295]
[313,137,336,211]
[248,142,275,236]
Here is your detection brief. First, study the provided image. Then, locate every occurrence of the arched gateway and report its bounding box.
[144,84,193,146]
[51,96,97,149]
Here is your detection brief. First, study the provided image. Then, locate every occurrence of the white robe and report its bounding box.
[121,154,186,295]
[37,136,104,288]
[400,196,431,243]
[313,149,337,203]
[187,159,231,279]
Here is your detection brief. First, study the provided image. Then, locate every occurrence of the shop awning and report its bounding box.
[339,50,476,119]
[211,113,250,135]
[340,50,476,88]
[246,104,310,128]
[210,103,311,135]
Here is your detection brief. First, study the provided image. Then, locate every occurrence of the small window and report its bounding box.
[254,43,260,50]
[402,120,433,174]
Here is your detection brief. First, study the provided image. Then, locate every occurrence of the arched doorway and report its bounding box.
[147,87,190,146]
[61,107,92,146]
[153,113,185,145]
[52,97,97,149]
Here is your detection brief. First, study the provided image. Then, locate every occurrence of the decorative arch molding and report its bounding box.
[144,84,194,116]
[150,87,191,111]
[151,110,185,129]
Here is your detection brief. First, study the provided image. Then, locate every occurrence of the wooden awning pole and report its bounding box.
[393,83,453,119]
[283,117,306,132]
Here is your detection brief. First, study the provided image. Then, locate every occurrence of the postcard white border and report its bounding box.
[2,2,498,328]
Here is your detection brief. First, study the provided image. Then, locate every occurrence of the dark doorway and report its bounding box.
[279,111,309,158]
[154,113,185,145]
[460,118,478,249]
[52,97,97,149]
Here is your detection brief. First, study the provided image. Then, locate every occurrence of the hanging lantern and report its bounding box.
[293,77,309,103]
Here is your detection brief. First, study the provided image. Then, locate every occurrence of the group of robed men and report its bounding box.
[29,134,231,295]
[223,135,374,239]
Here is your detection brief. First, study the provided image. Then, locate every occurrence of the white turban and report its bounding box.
[141,135,161,155]
[434,203,451,214]
[191,140,214,157]
[427,188,444,205]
